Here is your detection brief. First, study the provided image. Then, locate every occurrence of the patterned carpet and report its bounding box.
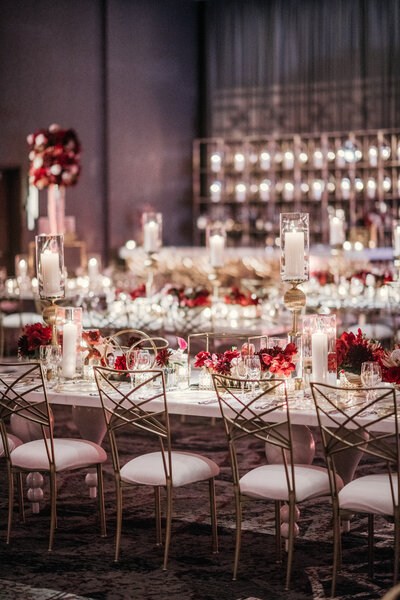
[0,405,396,600]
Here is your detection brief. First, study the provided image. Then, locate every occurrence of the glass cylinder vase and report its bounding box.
[35,234,65,299]
[280,213,309,282]
[206,222,226,268]
[47,184,66,235]
[142,212,162,254]
[302,314,337,385]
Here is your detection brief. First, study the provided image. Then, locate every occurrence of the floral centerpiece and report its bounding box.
[168,285,211,308]
[194,348,241,376]
[379,348,400,385]
[336,329,384,376]
[17,322,52,359]
[115,284,146,301]
[27,124,81,189]
[27,123,81,235]
[156,337,188,369]
[257,343,298,378]
[224,286,260,306]
[81,329,107,366]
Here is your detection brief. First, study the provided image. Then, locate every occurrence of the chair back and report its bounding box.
[94,366,172,480]
[311,382,400,507]
[0,362,54,465]
[212,375,296,497]
[102,329,168,368]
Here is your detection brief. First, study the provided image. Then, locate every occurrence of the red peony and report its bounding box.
[194,351,212,368]
[17,322,52,358]
[336,329,384,375]
[257,343,298,377]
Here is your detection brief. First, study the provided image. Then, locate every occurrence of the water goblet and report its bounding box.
[236,358,249,400]
[361,361,382,403]
[245,355,261,396]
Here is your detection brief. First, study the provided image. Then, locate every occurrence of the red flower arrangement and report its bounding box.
[336,328,384,375]
[115,284,146,301]
[311,271,335,286]
[168,286,211,308]
[224,287,260,306]
[17,322,52,358]
[156,348,173,368]
[114,355,127,371]
[194,348,240,376]
[257,343,298,377]
[27,124,81,189]
[82,329,106,362]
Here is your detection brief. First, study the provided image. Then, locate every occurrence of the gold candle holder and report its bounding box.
[283,281,306,337]
[208,266,222,299]
[42,298,60,346]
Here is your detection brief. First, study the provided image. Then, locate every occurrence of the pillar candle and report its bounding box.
[88,258,99,279]
[62,320,78,378]
[17,259,28,278]
[41,250,61,296]
[284,231,304,279]
[234,153,245,172]
[394,226,400,258]
[329,217,344,246]
[209,234,225,267]
[312,332,328,383]
[144,221,159,253]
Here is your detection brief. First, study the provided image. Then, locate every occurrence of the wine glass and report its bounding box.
[361,361,382,403]
[236,358,248,400]
[47,346,62,387]
[245,355,261,396]
[126,348,140,388]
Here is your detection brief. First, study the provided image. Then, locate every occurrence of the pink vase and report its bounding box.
[47,184,65,234]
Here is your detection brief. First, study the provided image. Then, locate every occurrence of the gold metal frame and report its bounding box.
[94,366,218,566]
[102,329,168,367]
[212,374,298,589]
[0,362,106,550]
[187,332,269,386]
[311,382,400,596]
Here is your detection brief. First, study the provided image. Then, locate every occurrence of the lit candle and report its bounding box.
[367,179,376,199]
[284,230,304,279]
[143,221,159,253]
[88,257,99,280]
[312,332,328,383]
[209,233,225,268]
[313,150,323,169]
[341,178,351,199]
[234,153,245,172]
[41,250,61,296]
[235,183,246,202]
[394,225,400,258]
[62,320,78,378]
[368,146,378,167]
[210,152,222,172]
[329,216,344,246]
[312,180,323,200]
[260,151,270,170]
[283,182,294,201]
[284,151,294,169]
[210,182,221,202]
[259,180,270,201]
[17,259,28,279]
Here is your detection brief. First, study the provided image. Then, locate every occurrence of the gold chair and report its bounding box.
[213,375,337,589]
[311,382,399,596]
[0,362,107,550]
[94,365,219,566]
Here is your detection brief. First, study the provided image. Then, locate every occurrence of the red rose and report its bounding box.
[114,355,127,370]
[194,351,212,368]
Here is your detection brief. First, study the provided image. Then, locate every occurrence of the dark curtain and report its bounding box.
[203,0,400,136]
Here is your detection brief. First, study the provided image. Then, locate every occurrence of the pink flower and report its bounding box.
[177,337,187,351]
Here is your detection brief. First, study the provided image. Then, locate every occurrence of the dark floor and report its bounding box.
[0,407,396,600]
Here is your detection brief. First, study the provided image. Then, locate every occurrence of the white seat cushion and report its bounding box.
[0,433,23,457]
[10,438,107,471]
[120,451,219,487]
[2,313,43,328]
[339,473,397,516]
[239,464,343,502]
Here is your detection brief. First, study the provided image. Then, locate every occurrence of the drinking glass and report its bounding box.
[268,338,286,350]
[47,346,62,387]
[236,358,248,400]
[361,361,382,402]
[245,355,261,396]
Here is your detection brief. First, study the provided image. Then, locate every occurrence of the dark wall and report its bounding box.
[0,0,198,258]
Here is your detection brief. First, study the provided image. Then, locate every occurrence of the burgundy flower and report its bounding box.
[156,348,172,368]
[114,355,127,371]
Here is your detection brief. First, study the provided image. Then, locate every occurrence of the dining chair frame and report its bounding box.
[311,382,400,596]
[0,361,106,550]
[102,329,168,368]
[94,365,218,566]
[212,374,298,588]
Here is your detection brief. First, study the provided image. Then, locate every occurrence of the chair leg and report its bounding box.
[163,482,173,570]
[209,478,218,554]
[48,470,57,552]
[6,469,14,544]
[394,510,400,583]
[97,464,107,538]
[368,513,374,579]
[115,481,123,562]
[154,486,162,546]
[233,491,242,581]
[17,473,25,523]
[331,507,341,598]
[275,501,282,563]
[285,499,296,590]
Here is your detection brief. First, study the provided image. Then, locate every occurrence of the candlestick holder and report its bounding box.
[208,266,222,299]
[206,222,226,299]
[36,234,65,346]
